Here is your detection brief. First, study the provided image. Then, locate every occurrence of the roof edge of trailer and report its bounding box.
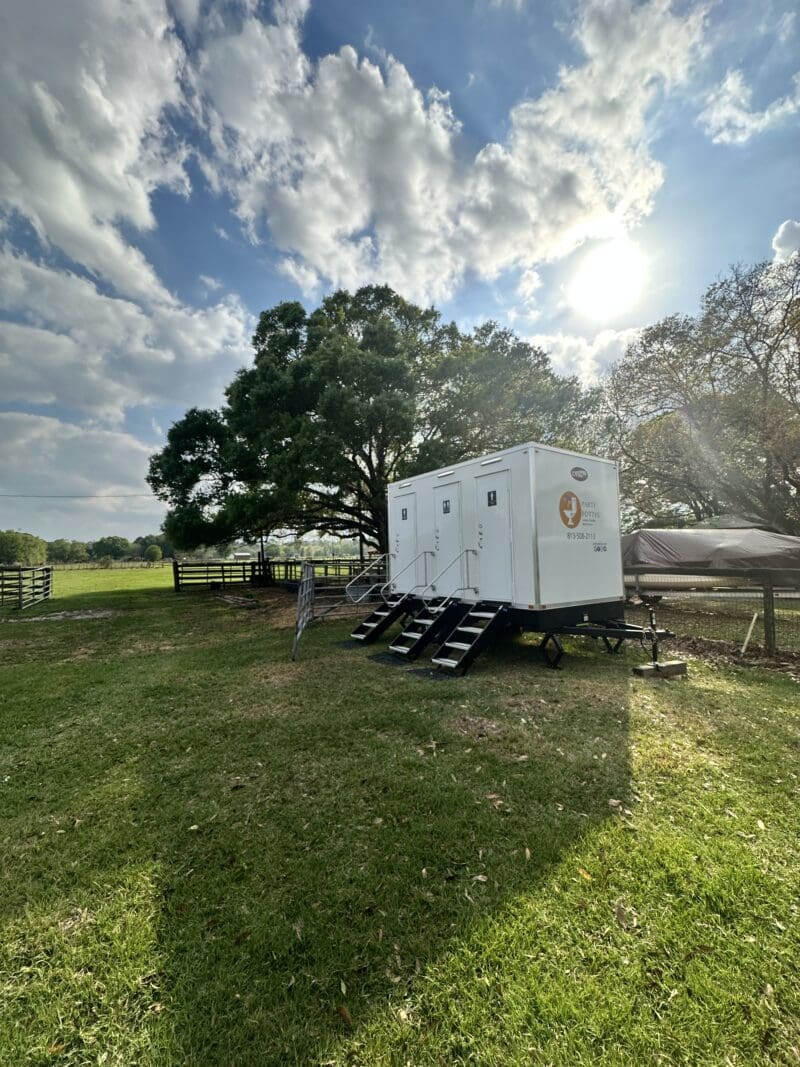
[387,442,618,490]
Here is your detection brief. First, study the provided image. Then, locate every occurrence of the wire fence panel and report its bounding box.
[0,566,54,610]
[625,571,800,657]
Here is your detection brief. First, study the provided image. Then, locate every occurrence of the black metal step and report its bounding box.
[388,600,467,660]
[430,603,509,674]
[351,598,407,643]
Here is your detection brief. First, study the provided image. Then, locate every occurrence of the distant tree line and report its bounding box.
[0,532,176,566]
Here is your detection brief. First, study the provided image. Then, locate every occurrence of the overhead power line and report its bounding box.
[0,492,156,499]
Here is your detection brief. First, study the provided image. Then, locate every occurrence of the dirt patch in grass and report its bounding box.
[674,636,800,683]
[1,609,118,624]
[450,714,508,741]
[245,587,299,628]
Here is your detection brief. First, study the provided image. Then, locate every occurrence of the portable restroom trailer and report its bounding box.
[349,441,655,673]
[387,442,624,624]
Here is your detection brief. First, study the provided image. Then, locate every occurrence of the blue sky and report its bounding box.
[0,0,798,540]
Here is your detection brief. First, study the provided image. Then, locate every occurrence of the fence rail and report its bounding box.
[172,556,379,591]
[0,565,54,610]
[625,568,800,657]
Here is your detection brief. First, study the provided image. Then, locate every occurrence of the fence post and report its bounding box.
[173,559,181,593]
[762,578,777,656]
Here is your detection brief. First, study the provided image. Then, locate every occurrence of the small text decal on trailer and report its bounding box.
[442,499,451,514]
[487,490,497,507]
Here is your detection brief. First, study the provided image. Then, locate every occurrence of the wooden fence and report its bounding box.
[0,565,54,610]
[172,556,378,592]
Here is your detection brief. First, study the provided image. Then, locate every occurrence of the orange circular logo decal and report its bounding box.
[559,491,582,528]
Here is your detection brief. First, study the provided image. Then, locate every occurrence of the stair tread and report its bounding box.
[388,645,410,654]
[457,626,484,634]
[432,657,460,667]
[445,641,472,650]
[469,611,496,618]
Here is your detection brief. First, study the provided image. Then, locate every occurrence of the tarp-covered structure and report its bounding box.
[622,528,800,578]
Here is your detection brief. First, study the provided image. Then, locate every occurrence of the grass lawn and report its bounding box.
[1,571,798,1065]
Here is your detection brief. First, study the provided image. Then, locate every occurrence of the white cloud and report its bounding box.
[0,0,188,303]
[194,0,706,303]
[0,413,166,540]
[199,273,223,291]
[772,219,800,261]
[0,251,252,423]
[529,327,641,383]
[698,69,800,145]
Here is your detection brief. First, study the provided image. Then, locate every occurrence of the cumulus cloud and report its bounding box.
[772,219,800,261]
[0,0,191,303]
[0,251,252,423]
[194,0,706,302]
[530,327,641,383]
[698,69,800,145]
[0,413,166,540]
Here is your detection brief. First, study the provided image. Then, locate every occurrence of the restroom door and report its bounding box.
[432,483,462,597]
[390,492,418,593]
[475,469,513,602]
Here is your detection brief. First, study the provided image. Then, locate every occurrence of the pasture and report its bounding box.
[1,571,798,1065]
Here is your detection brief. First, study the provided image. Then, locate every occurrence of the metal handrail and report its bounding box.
[345,553,389,604]
[380,550,434,601]
[421,548,478,610]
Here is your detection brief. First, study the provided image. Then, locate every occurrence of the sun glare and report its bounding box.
[568,236,645,320]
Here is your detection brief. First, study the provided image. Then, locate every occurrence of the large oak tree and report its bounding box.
[148,286,595,552]
[606,256,800,532]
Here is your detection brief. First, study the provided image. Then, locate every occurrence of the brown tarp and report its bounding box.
[622,528,800,573]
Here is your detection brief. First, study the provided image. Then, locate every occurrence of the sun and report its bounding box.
[568,235,646,320]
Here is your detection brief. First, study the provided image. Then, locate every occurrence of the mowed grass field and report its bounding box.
[1,570,799,1065]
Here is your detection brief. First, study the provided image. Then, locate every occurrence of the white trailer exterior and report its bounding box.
[386,442,623,614]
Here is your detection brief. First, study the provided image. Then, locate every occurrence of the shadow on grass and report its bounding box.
[150,624,633,1063]
[0,594,633,1064]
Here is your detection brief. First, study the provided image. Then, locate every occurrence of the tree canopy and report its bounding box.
[606,256,800,533]
[0,531,47,566]
[149,285,595,552]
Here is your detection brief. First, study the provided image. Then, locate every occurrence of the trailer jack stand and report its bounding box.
[602,635,624,654]
[540,632,564,669]
[631,598,688,678]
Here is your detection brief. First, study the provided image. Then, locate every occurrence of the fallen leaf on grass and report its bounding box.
[472,874,488,882]
[337,1005,353,1026]
[525,847,531,862]
[577,867,592,881]
[47,1045,65,1056]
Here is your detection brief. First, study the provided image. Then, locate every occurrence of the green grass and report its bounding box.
[1,572,798,1064]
